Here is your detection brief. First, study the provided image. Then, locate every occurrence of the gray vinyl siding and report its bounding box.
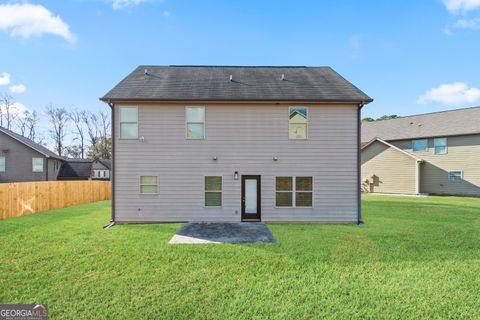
[392,134,480,195]
[361,141,418,194]
[0,131,47,182]
[113,103,359,222]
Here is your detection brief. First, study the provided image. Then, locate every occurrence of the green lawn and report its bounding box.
[1,196,480,319]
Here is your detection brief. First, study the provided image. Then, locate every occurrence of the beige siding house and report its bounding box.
[101,66,372,223]
[361,107,480,196]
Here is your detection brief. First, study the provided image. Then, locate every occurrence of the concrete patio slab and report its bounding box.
[169,222,277,244]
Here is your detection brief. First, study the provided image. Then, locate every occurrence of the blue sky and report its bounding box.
[1,0,480,129]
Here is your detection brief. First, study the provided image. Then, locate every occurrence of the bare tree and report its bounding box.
[83,111,99,150]
[69,109,87,159]
[45,104,69,156]
[17,110,30,136]
[99,110,111,138]
[1,93,17,130]
[26,110,40,142]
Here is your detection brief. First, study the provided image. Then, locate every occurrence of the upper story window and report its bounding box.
[0,156,5,172]
[120,106,138,139]
[412,139,428,152]
[32,158,44,172]
[186,107,205,139]
[289,107,308,139]
[434,138,447,155]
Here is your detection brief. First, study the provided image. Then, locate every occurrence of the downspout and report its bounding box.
[357,103,364,225]
[108,100,116,224]
[415,160,422,195]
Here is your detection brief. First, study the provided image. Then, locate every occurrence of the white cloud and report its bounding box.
[110,0,153,10]
[0,3,75,42]
[9,84,26,94]
[0,72,10,86]
[0,101,29,116]
[443,0,480,13]
[453,17,480,29]
[417,82,480,105]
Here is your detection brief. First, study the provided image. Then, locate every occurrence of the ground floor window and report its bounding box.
[140,176,158,193]
[448,171,462,182]
[205,176,222,207]
[32,158,44,172]
[275,176,313,207]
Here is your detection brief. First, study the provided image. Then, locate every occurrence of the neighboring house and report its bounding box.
[0,126,63,183]
[58,159,92,180]
[91,159,111,180]
[101,65,372,223]
[361,107,480,196]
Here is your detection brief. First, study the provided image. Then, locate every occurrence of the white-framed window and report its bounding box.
[448,171,462,182]
[0,156,5,172]
[275,176,313,207]
[434,138,447,155]
[120,106,138,139]
[32,158,44,172]
[204,176,222,207]
[412,139,428,152]
[140,176,158,194]
[289,107,308,139]
[186,107,205,139]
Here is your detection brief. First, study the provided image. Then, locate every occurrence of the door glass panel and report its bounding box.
[245,179,257,214]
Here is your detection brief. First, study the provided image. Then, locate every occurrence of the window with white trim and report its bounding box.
[32,158,44,172]
[0,156,5,172]
[275,176,313,207]
[205,176,222,207]
[140,176,158,194]
[434,138,447,155]
[289,107,308,139]
[412,139,428,152]
[448,171,462,182]
[120,107,138,139]
[186,107,205,139]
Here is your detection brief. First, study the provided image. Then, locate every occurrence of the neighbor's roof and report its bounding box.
[92,159,111,170]
[361,137,423,162]
[58,159,92,179]
[101,65,372,103]
[362,106,480,143]
[0,126,63,160]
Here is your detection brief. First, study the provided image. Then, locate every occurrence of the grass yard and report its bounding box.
[1,196,480,319]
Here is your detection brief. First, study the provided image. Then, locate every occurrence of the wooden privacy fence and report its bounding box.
[0,180,111,220]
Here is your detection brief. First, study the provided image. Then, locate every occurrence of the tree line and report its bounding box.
[1,93,111,159]
[362,115,400,122]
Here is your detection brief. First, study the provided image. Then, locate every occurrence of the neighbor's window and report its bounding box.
[120,106,138,139]
[276,176,313,207]
[140,176,158,194]
[412,139,428,152]
[0,156,5,172]
[289,107,308,139]
[205,176,222,207]
[434,138,447,155]
[186,107,205,139]
[448,171,462,182]
[32,158,44,172]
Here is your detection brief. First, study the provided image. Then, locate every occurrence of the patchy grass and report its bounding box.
[1,196,479,319]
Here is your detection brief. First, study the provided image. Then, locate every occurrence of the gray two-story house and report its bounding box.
[0,127,64,183]
[361,107,480,196]
[101,65,372,223]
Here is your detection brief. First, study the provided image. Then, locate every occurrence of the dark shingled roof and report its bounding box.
[92,159,111,170]
[0,126,63,160]
[101,65,372,103]
[362,106,480,143]
[58,159,92,179]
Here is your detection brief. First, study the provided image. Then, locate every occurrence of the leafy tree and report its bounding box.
[87,136,111,160]
[362,117,375,122]
[377,115,400,120]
